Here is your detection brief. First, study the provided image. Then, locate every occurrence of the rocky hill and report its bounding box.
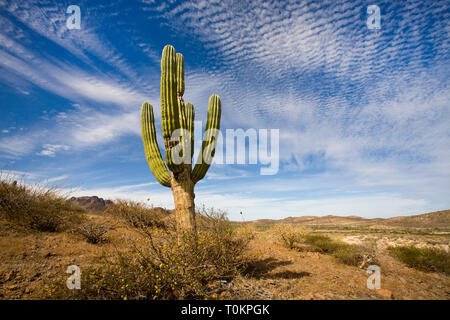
[70,196,113,212]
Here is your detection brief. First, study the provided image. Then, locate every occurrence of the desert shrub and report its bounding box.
[388,246,450,274]
[333,244,377,267]
[75,221,108,244]
[64,207,250,300]
[303,234,376,267]
[273,224,308,249]
[234,223,256,241]
[0,177,84,232]
[303,234,341,253]
[106,200,166,229]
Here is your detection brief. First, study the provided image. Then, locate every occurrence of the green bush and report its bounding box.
[388,246,450,274]
[333,244,367,266]
[0,178,84,232]
[303,234,376,267]
[303,235,341,253]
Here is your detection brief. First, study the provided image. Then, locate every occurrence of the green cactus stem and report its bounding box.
[141,45,222,231]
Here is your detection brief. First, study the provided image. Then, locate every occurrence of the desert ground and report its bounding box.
[0,194,449,300]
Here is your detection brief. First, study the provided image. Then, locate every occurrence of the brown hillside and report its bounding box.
[383,210,450,228]
[250,210,450,228]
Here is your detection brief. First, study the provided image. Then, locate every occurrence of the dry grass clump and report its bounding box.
[273,224,308,249]
[74,221,109,244]
[0,177,84,232]
[105,199,166,229]
[62,207,250,300]
[234,223,257,240]
[388,246,450,274]
[303,234,376,267]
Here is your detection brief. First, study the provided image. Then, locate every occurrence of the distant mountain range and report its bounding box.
[248,210,450,228]
[70,196,449,228]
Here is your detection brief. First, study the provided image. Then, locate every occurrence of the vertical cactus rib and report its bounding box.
[185,102,195,160]
[176,52,188,163]
[191,94,221,183]
[161,45,183,173]
[141,102,171,187]
[176,53,185,97]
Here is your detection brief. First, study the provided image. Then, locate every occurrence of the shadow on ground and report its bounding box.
[244,257,311,279]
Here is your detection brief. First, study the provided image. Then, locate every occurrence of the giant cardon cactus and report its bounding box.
[141,45,221,231]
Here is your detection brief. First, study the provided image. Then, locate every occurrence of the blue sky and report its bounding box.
[0,0,449,220]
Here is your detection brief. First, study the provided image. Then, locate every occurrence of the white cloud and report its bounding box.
[0,133,38,158]
[36,144,70,157]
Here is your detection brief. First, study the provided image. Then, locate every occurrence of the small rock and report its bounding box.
[376,289,392,299]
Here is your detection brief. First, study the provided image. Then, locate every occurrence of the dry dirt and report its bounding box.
[1,211,449,300]
[218,231,450,300]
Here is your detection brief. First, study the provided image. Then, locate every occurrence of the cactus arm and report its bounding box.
[191,94,221,183]
[161,45,183,173]
[185,102,195,160]
[141,102,171,187]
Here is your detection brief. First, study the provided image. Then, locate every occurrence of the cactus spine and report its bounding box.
[141,45,221,231]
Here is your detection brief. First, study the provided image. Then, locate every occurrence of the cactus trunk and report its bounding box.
[171,166,196,231]
[141,44,221,232]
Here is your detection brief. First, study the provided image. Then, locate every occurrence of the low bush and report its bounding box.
[62,207,250,300]
[75,222,109,244]
[273,224,308,249]
[234,223,256,241]
[304,234,376,267]
[106,200,166,229]
[303,234,341,253]
[0,177,84,232]
[388,246,450,274]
